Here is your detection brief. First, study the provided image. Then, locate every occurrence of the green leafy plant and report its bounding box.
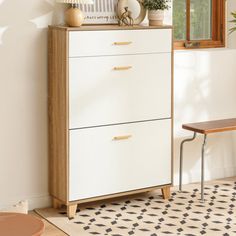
[229,11,236,34]
[143,0,170,11]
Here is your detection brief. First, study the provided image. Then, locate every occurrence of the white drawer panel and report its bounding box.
[69,29,171,57]
[69,53,171,129]
[69,119,171,201]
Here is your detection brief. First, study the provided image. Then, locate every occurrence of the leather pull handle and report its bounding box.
[113,135,132,141]
[113,66,132,71]
[113,41,132,46]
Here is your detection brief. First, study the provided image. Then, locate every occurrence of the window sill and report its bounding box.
[173,47,236,53]
[174,40,225,50]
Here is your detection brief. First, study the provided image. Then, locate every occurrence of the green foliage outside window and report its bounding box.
[173,0,186,40]
[190,0,211,40]
[173,0,212,41]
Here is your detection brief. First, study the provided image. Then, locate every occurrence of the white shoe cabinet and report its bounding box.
[48,25,173,218]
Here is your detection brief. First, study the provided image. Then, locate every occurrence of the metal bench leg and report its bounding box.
[179,132,197,192]
[200,134,207,202]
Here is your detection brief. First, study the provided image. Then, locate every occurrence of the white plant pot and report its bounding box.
[148,10,164,26]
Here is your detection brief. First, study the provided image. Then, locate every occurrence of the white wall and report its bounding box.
[0,0,235,210]
[174,49,236,185]
[173,0,236,185]
[0,0,64,210]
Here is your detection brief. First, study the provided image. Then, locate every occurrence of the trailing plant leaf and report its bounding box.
[231,12,236,17]
[229,29,236,34]
[143,0,170,11]
[229,11,236,34]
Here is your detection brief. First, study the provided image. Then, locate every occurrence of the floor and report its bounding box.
[31,212,66,236]
[34,177,236,236]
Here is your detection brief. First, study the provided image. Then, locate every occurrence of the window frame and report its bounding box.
[174,0,225,50]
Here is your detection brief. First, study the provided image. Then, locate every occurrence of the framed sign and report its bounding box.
[79,0,118,24]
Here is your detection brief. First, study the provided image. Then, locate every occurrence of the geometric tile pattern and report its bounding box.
[36,180,236,236]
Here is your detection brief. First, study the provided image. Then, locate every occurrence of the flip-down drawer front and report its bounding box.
[69,119,172,201]
[69,29,172,57]
[69,53,171,129]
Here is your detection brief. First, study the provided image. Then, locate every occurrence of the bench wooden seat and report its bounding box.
[182,118,236,134]
[179,118,236,202]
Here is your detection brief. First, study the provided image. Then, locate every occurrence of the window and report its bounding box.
[173,0,225,49]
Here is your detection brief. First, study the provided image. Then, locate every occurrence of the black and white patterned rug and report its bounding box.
[36,180,236,236]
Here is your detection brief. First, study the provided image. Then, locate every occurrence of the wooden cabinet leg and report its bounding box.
[161,186,171,199]
[52,198,62,209]
[67,204,77,219]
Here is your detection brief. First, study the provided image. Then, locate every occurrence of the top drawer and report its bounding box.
[69,29,172,57]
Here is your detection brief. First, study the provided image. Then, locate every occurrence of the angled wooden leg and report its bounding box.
[67,204,77,219]
[161,186,171,199]
[52,198,62,209]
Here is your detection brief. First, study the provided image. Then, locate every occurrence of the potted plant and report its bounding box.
[229,11,236,34]
[143,0,170,26]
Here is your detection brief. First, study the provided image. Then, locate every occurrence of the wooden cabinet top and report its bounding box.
[49,24,173,31]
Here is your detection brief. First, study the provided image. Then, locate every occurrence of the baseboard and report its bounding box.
[0,194,52,211]
[173,166,236,186]
[28,194,52,210]
[2,166,236,211]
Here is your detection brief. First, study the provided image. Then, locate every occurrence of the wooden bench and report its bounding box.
[179,118,236,202]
